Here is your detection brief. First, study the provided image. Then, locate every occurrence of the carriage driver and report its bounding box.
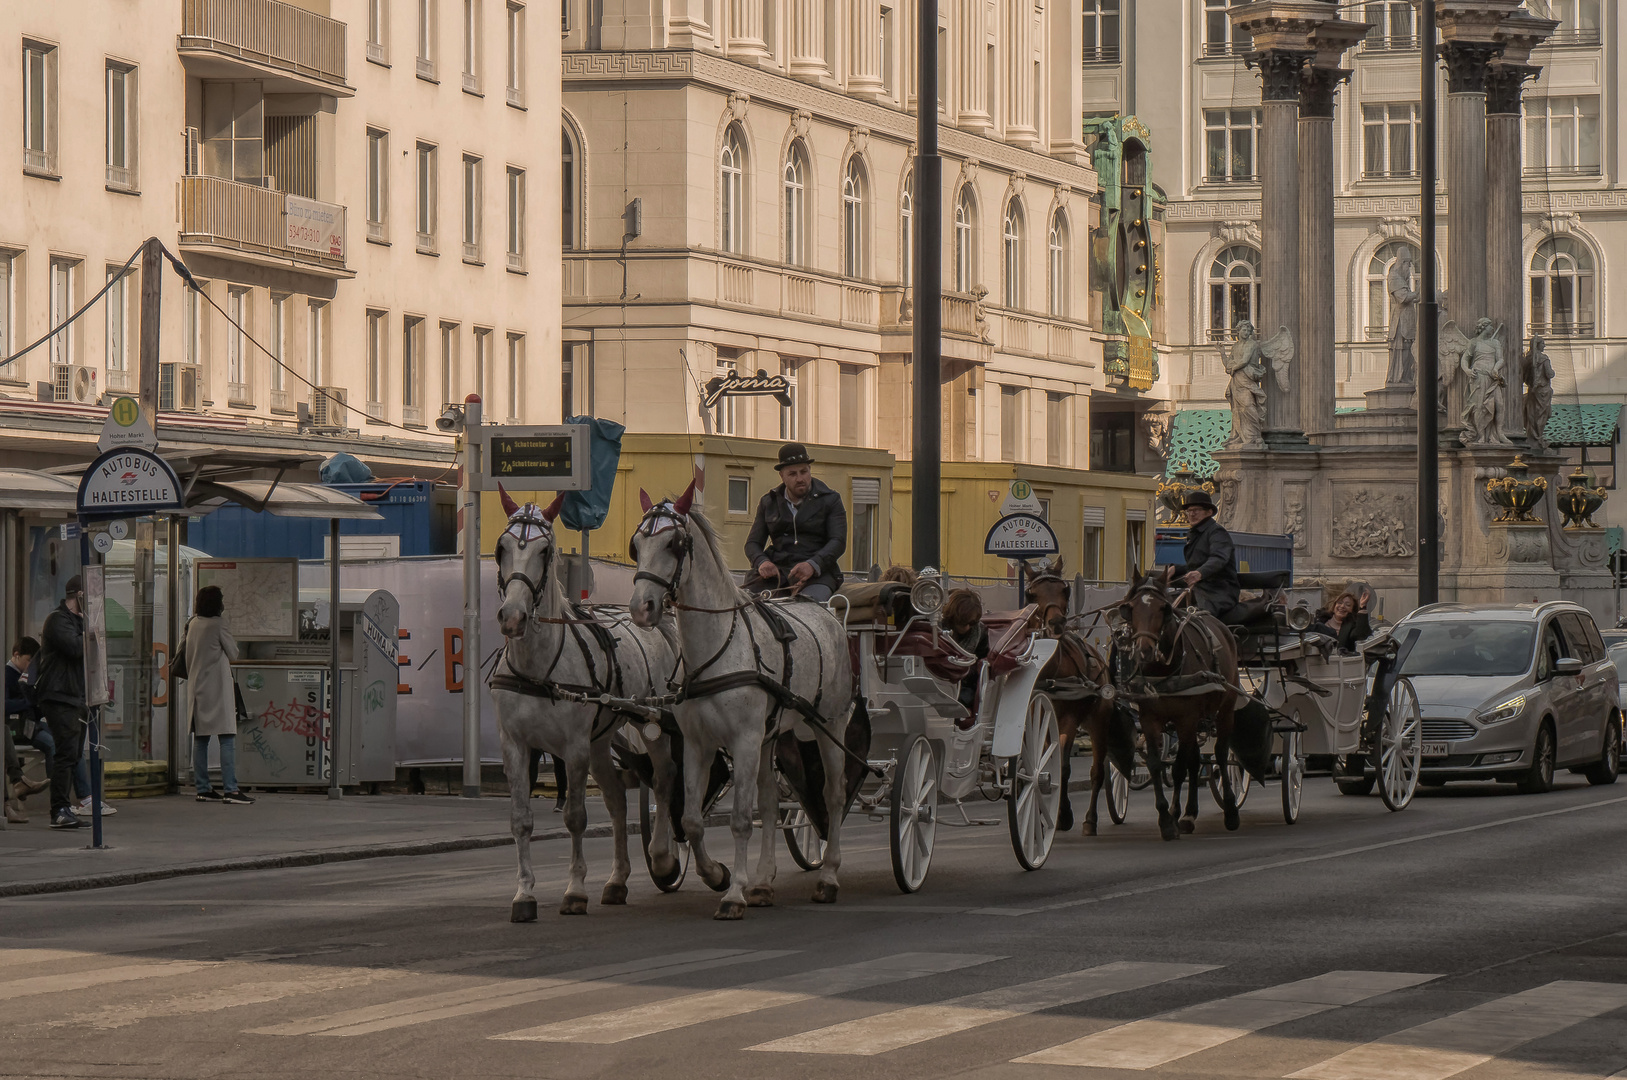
[744,442,847,603]
[1172,491,1239,618]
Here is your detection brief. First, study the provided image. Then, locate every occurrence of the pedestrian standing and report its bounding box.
[186,586,254,805]
[34,578,88,829]
[6,637,50,823]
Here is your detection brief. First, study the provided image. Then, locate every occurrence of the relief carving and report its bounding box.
[1330,487,1416,559]
[1489,525,1551,566]
[1283,484,1308,553]
[726,91,751,121]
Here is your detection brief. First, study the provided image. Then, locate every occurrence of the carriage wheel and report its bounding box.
[889,735,938,893]
[1107,762,1129,825]
[1008,694,1062,871]
[780,797,825,872]
[1377,677,1423,812]
[638,783,685,892]
[1281,727,1304,826]
[1207,756,1251,810]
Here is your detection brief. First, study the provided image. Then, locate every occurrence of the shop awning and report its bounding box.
[1546,403,1623,447]
[1165,410,1232,479]
[0,469,80,512]
[189,480,384,520]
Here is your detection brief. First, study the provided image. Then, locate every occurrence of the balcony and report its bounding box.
[179,175,351,277]
[178,0,353,96]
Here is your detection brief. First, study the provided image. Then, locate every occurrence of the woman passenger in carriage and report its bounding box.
[1311,589,1373,654]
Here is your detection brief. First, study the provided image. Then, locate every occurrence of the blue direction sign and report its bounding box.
[76,447,184,521]
[984,512,1060,558]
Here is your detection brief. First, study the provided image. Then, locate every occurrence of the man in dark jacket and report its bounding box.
[34,577,87,829]
[1174,492,1239,618]
[744,443,847,602]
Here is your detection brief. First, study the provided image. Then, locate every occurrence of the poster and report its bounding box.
[194,559,299,641]
[82,565,110,708]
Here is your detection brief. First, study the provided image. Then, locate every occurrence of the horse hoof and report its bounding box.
[811,881,839,905]
[559,897,588,916]
[1160,823,1179,842]
[702,866,731,893]
[510,899,538,923]
[1058,807,1074,833]
[1082,820,1098,837]
[745,885,775,907]
[1224,810,1240,832]
[650,859,682,892]
[601,883,629,906]
[713,900,746,921]
[1178,816,1196,834]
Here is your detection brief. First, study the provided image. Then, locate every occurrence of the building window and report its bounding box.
[201,82,264,184]
[366,309,386,407]
[561,341,590,417]
[49,258,76,367]
[1090,410,1135,472]
[954,185,976,293]
[1530,236,1596,338]
[403,316,425,422]
[1525,95,1601,176]
[0,251,16,361]
[1047,392,1067,466]
[368,0,390,62]
[505,332,523,420]
[183,282,206,369]
[506,166,525,269]
[462,154,483,261]
[1048,210,1069,317]
[713,356,738,434]
[720,126,745,254]
[23,41,58,175]
[474,327,491,398]
[1208,244,1261,340]
[561,126,578,250]
[1002,200,1024,308]
[842,157,867,278]
[783,141,809,266]
[1202,0,1252,57]
[1000,385,1022,462]
[417,0,436,78]
[104,268,128,388]
[366,128,389,241]
[463,0,482,92]
[849,495,877,573]
[1548,0,1601,46]
[727,476,750,514]
[1203,108,1260,183]
[1362,103,1420,178]
[440,321,459,404]
[227,285,251,403]
[1366,240,1422,340]
[839,363,863,447]
[900,170,913,288]
[1125,519,1144,578]
[416,142,438,250]
[105,62,137,189]
[269,294,287,408]
[1560,444,1614,489]
[506,2,525,106]
[308,299,327,384]
[1081,518,1104,581]
[937,26,947,108]
[1083,0,1120,63]
[1362,2,1416,50]
[779,360,798,440]
[880,6,895,97]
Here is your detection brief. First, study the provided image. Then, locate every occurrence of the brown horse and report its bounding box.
[1024,567,1130,836]
[1111,566,1243,841]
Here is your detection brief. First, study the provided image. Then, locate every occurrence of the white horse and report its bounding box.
[490,487,683,919]
[627,482,859,920]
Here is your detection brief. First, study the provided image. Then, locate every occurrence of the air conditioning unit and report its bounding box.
[53,364,99,405]
[159,362,201,412]
[312,385,348,429]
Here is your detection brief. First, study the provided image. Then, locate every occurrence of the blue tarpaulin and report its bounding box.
[560,416,624,531]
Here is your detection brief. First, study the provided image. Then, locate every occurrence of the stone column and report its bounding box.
[955,0,990,130]
[728,0,770,65]
[1005,0,1036,145]
[1298,66,1344,440]
[1440,39,1499,424]
[1486,63,1532,440]
[1255,49,1310,439]
[787,0,826,78]
[849,0,884,97]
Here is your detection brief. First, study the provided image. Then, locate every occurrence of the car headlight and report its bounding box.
[1478,694,1527,726]
[910,572,946,616]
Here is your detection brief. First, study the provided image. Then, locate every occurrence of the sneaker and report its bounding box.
[71,800,119,817]
[196,789,223,802]
[221,790,255,805]
[49,810,85,829]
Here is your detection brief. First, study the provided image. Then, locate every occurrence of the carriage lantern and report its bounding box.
[910,569,947,616]
[1555,466,1608,530]
[1485,456,1548,524]
[1155,463,1215,524]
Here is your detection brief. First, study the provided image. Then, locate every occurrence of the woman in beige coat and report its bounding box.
[186,586,253,804]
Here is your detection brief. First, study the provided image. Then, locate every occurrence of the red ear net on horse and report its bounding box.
[672,479,696,517]
[639,489,653,514]
[541,492,565,523]
[499,484,520,518]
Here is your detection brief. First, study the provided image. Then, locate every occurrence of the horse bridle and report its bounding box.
[631,506,694,602]
[1120,582,1182,670]
[497,510,553,612]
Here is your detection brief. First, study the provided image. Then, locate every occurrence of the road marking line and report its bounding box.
[249,949,786,1037]
[0,948,93,966]
[1017,970,1439,1070]
[52,969,414,1030]
[1288,980,1627,1080]
[493,952,1002,1044]
[748,961,1217,1055]
[0,962,218,1001]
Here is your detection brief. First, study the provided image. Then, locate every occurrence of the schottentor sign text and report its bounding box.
[76,448,184,520]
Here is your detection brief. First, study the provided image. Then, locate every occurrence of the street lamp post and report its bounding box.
[1418,1,1440,605]
[911,0,942,570]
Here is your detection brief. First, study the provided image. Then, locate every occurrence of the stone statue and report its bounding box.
[971,285,993,342]
[1385,252,1419,387]
[1221,320,1294,449]
[1143,411,1172,462]
[1523,336,1554,449]
[1441,317,1513,446]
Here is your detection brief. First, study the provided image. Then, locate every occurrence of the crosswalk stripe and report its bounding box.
[0,948,94,967]
[250,949,790,1037]
[54,970,413,1030]
[0,962,218,1002]
[1287,980,1627,1080]
[748,961,1217,1056]
[493,951,1002,1045]
[1016,970,1440,1070]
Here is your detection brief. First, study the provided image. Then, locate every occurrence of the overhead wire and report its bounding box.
[0,241,143,370]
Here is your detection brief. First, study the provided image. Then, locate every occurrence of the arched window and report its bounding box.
[954,185,976,293]
[1530,235,1596,337]
[842,157,866,278]
[783,141,808,266]
[1003,200,1024,308]
[561,125,578,250]
[1365,240,1422,340]
[1207,244,1261,340]
[900,170,913,288]
[1048,210,1070,317]
[719,126,745,254]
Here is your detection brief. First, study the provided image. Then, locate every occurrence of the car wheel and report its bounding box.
[1515,722,1556,795]
[1582,719,1621,787]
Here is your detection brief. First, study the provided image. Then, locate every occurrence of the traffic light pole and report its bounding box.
[911,0,943,571]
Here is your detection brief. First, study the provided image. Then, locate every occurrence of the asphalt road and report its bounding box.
[3,774,1625,1080]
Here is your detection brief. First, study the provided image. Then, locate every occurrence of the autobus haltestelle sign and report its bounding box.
[76,448,184,518]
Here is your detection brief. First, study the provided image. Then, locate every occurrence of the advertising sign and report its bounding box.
[984,513,1061,558]
[76,447,183,521]
[286,195,346,260]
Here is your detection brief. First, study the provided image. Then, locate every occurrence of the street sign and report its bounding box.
[480,424,590,490]
[984,512,1060,558]
[1000,479,1043,517]
[76,447,184,521]
[97,395,158,454]
[702,368,793,408]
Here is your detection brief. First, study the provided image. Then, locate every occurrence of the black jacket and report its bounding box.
[5,662,35,723]
[744,478,847,592]
[1177,517,1239,615]
[34,601,85,710]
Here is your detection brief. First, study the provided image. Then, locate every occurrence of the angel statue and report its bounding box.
[1440,317,1513,446]
[1523,336,1554,449]
[1222,320,1295,448]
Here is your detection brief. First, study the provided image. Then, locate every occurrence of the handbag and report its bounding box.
[234,679,251,726]
[171,618,194,681]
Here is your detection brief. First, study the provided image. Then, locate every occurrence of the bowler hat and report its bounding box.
[775,442,814,470]
[1182,491,1217,511]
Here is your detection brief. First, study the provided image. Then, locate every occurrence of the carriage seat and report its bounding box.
[889,627,978,683]
[1237,569,1291,592]
[982,604,1039,676]
[1219,596,1279,634]
[833,581,913,626]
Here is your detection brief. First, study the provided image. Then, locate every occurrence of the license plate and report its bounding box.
[1421,742,1451,758]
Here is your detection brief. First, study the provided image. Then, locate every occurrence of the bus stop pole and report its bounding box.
[462,396,483,798]
[328,519,341,800]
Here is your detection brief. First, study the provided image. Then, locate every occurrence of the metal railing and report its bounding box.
[179,174,348,272]
[180,0,347,86]
[1529,321,1596,339]
[1081,45,1120,64]
[1362,34,1419,52]
[1545,28,1602,47]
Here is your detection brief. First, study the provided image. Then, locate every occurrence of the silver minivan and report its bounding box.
[1390,602,1622,792]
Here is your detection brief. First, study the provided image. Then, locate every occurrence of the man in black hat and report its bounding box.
[33,576,87,829]
[744,442,847,602]
[1173,491,1239,618]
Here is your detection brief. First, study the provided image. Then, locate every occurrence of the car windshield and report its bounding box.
[1396,621,1536,677]
[1602,630,1627,649]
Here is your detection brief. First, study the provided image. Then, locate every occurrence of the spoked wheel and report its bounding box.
[779,781,825,871]
[1280,727,1303,825]
[1107,762,1129,825]
[889,734,938,893]
[1377,677,1423,811]
[1008,694,1062,871]
[1207,756,1251,809]
[637,783,685,892]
